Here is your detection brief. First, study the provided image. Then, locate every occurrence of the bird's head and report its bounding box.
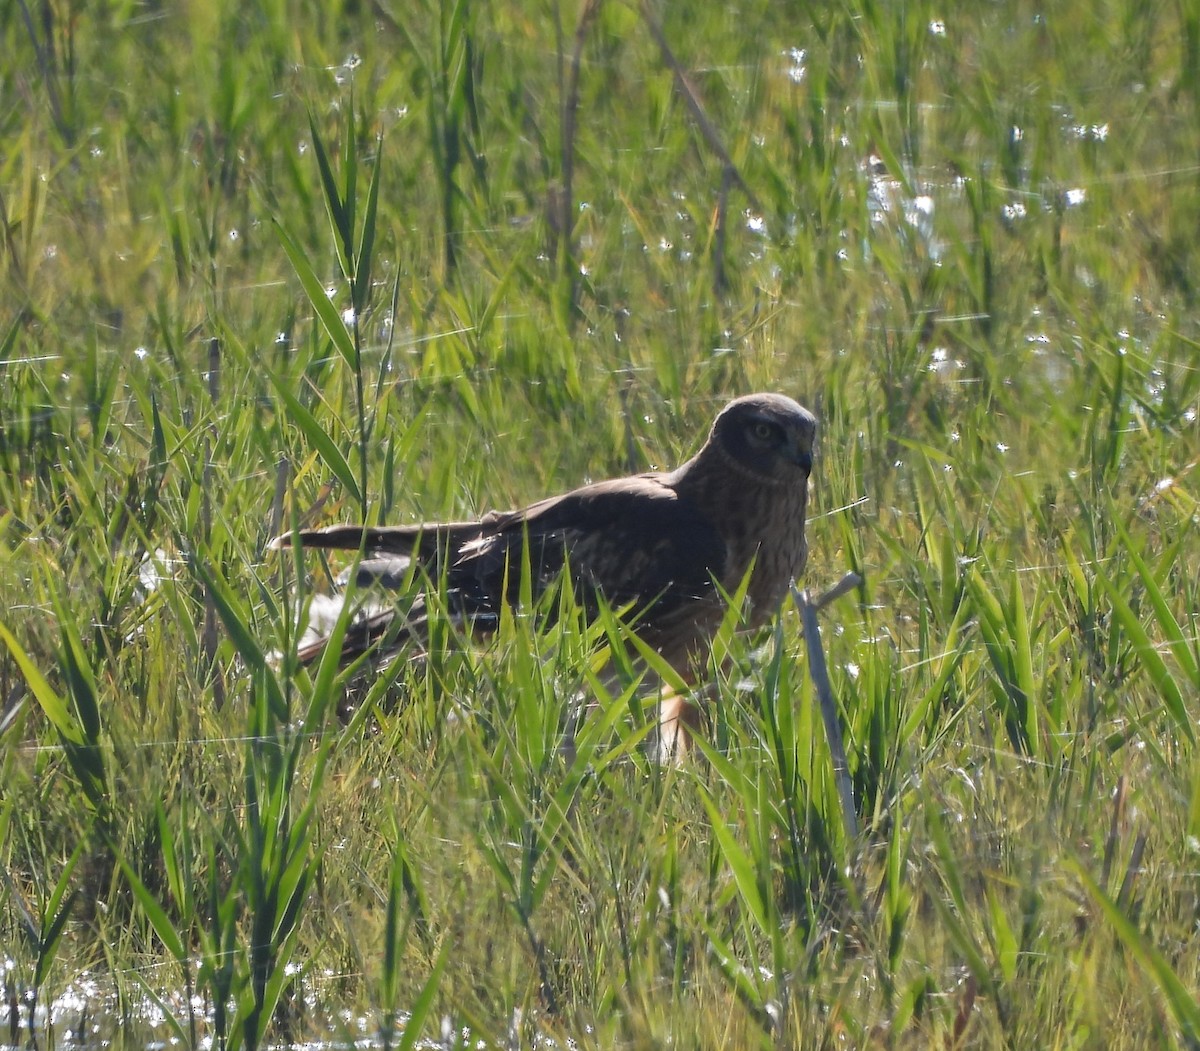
[708,393,818,485]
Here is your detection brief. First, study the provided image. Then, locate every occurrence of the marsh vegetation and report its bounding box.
[2,0,1199,1047]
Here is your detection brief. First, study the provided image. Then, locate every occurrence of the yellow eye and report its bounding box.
[751,421,776,441]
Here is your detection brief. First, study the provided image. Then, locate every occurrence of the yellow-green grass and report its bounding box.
[2,0,1198,1047]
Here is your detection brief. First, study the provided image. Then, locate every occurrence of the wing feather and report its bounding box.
[274,474,728,662]
[443,475,728,624]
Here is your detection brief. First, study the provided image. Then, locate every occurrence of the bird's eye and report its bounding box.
[750,421,778,442]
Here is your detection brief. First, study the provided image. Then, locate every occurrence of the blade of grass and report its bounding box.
[258,359,362,509]
[1111,515,1199,688]
[274,219,358,371]
[1095,565,1195,745]
[1072,860,1200,1043]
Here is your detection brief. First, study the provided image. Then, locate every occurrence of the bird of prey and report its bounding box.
[270,392,817,757]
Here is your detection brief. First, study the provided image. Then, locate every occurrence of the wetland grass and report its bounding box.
[2,0,1199,1046]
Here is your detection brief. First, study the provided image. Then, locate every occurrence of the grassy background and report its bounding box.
[2,0,1199,1046]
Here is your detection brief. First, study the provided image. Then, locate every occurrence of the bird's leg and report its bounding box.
[656,685,705,764]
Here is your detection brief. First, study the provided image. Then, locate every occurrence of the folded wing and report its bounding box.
[271,474,728,665]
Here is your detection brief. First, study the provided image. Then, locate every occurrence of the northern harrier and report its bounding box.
[270,393,817,756]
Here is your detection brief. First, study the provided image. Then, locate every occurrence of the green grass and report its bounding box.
[2,0,1200,1047]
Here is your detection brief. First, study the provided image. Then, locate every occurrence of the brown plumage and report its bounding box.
[270,393,817,756]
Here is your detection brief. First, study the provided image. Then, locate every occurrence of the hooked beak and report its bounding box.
[785,435,813,474]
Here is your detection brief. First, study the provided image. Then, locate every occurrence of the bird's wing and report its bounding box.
[272,475,729,657]
[443,475,729,624]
